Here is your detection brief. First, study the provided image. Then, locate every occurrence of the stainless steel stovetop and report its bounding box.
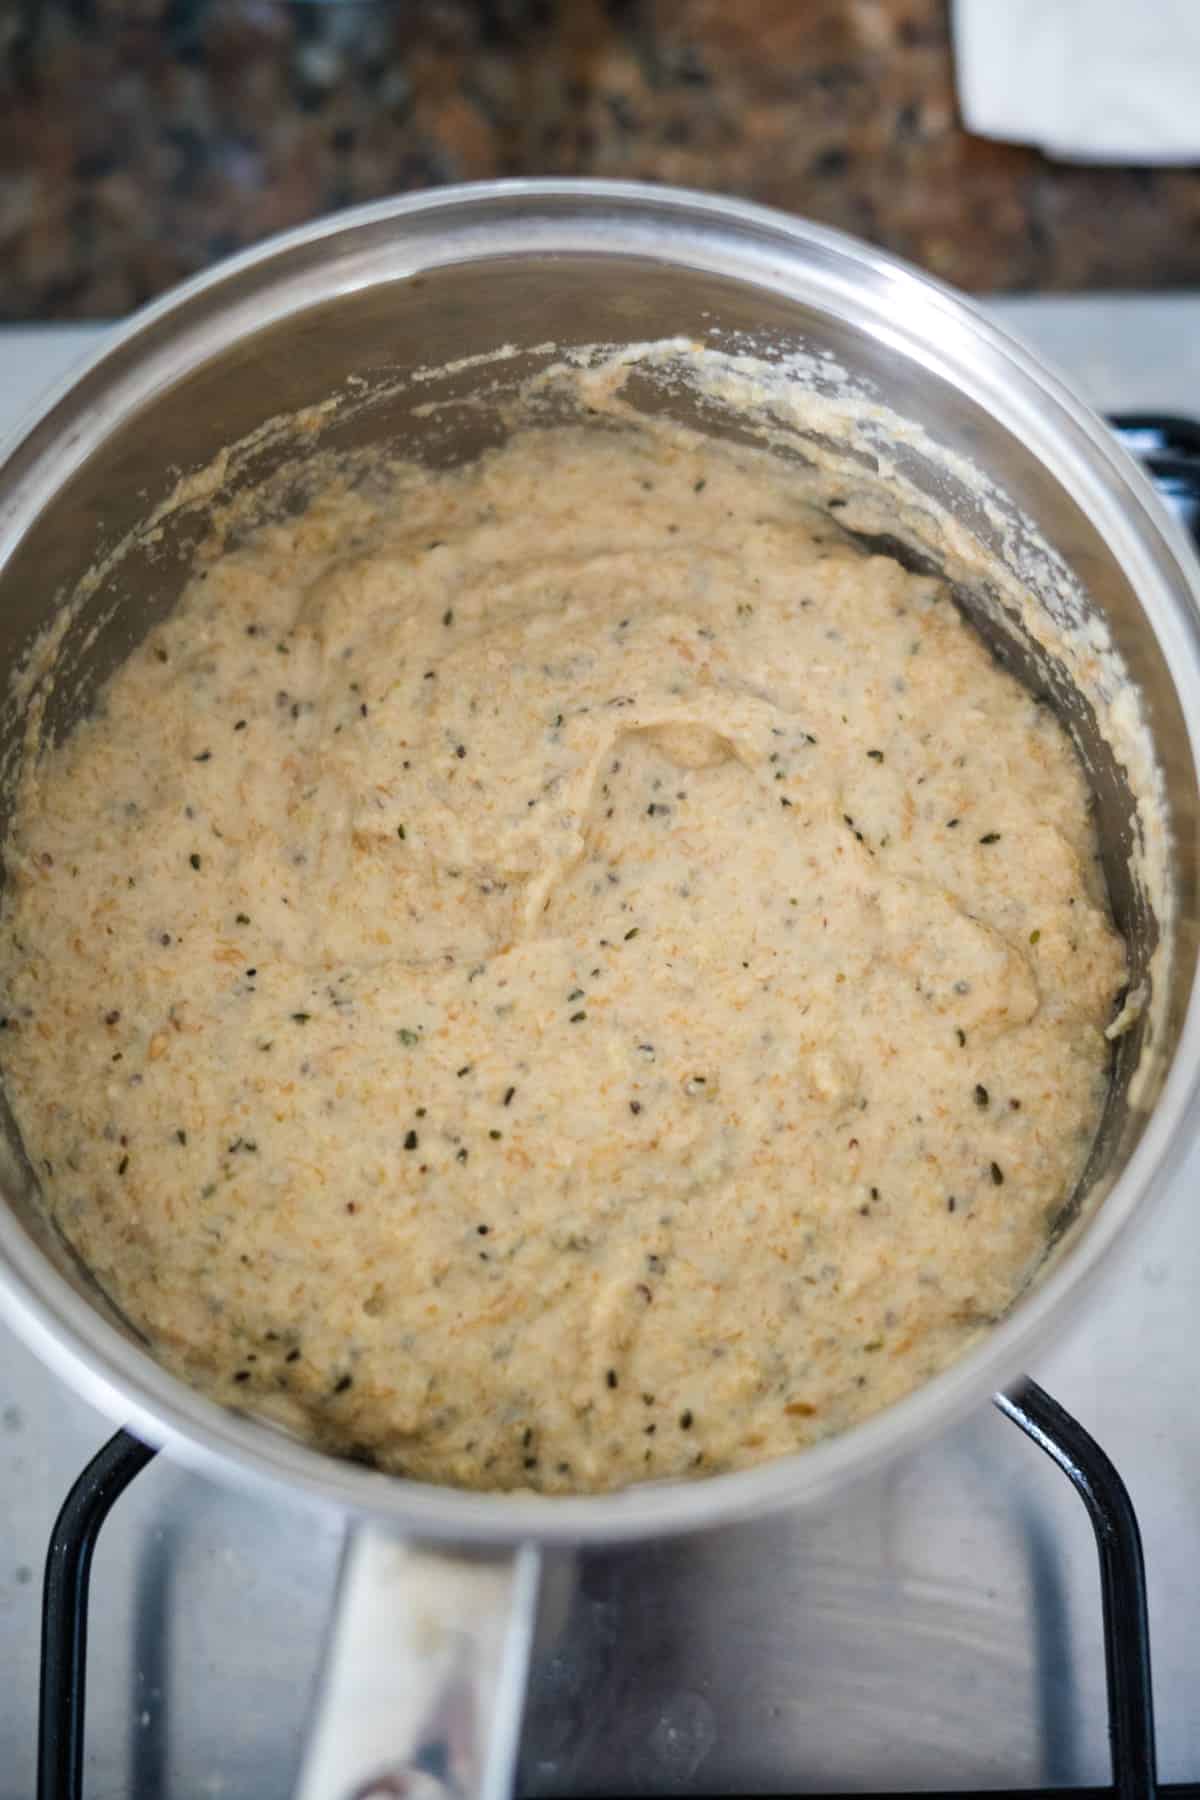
[2,298,1200,1800]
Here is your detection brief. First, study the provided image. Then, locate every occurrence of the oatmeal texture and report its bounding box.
[0,426,1125,1492]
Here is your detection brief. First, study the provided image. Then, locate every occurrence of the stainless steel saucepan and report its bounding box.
[1,182,1199,1800]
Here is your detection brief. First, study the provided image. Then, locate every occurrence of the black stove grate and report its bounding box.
[34,1381,1185,1800]
[32,417,1200,1800]
[1108,415,1200,545]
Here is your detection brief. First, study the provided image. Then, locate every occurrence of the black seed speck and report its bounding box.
[679,1409,694,1430]
[606,1368,619,1389]
[990,1161,1004,1186]
[404,1130,418,1151]
[974,1084,989,1107]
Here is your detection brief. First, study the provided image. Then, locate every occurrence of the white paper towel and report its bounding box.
[953,0,1200,164]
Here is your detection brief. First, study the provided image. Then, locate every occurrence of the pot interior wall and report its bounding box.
[0,248,1193,1333]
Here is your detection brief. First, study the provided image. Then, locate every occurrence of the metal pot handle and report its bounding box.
[295,1528,542,1800]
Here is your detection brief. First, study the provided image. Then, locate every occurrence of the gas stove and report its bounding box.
[2,297,1200,1800]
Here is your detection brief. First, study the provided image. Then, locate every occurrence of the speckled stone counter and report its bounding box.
[2,0,1200,320]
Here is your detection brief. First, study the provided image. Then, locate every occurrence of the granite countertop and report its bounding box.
[1,0,1200,320]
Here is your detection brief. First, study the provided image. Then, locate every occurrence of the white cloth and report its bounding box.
[952,0,1200,164]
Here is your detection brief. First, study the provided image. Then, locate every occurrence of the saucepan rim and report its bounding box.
[1,178,1199,1546]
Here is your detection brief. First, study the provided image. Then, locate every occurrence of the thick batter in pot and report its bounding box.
[0,424,1125,1491]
